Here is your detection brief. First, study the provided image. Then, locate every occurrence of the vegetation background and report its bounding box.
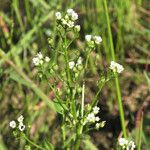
[0,0,150,149]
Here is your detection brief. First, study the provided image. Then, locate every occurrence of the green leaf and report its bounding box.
[43,139,54,150]
[53,101,68,114]
[144,71,150,91]
[83,139,99,150]
[0,136,7,150]
[9,72,31,87]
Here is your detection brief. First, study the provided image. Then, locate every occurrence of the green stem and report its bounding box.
[74,139,80,150]
[22,134,44,150]
[83,49,93,79]
[12,0,24,32]
[91,81,105,107]
[48,82,67,111]
[61,115,66,149]
[103,0,127,138]
[63,36,72,88]
[63,36,76,119]
[81,82,85,118]
[24,0,31,24]
[74,125,83,150]
[85,49,91,70]
[44,74,67,111]
[64,48,72,87]
[115,76,127,138]
[63,134,76,149]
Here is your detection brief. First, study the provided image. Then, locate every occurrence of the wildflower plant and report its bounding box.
[10,9,126,149]
[33,9,124,149]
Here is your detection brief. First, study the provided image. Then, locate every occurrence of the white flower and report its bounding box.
[118,138,136,150]
[85,35,102,46]
[95,123,100,129]
[110,61,124,73]
[93,106,100,114]
[17,115,24,123]
[69,61,75,69]
[71,12,78,21]
[94,36,102,44]
[33,52,44,66]
[67,9,74,16]
[55,12,62,20]
[109,61,115,69]
[74,25,80,32]
[32,57,40,66]
[45,56,50,62]
[127,141,136,150]
[67,21,74,28]
[18,122,26,131]
[118,138,128,146]
[37,52,43,59]
[62,19,67,25]
[9,120,16,128]
[95,116,100,122]
[117,64,124,73]
[76,57,82,66]
[85,35,92,42]
[86,113,95,123]
[96,121,106,129]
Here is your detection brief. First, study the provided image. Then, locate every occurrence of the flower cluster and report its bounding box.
[9,115,25,131]
[118,138,136,150]
[85,106,106,129]
[32,52,50,66]
[109,61,124,73]
[55,9,80,32]
[85,35,102,48]
[69,57,82,69]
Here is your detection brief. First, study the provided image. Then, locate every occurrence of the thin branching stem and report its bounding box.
[22,133,45,150]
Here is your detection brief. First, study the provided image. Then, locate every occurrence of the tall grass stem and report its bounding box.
[103,0,127,138]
